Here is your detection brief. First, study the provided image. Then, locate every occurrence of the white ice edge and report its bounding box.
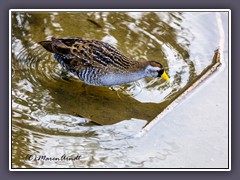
[135,12,227,139]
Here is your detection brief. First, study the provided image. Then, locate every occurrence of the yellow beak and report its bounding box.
[161,71,170,81]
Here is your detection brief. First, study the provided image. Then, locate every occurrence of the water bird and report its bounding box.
[38,37,170,86]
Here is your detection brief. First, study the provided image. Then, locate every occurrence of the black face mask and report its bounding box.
[157,69,164,77]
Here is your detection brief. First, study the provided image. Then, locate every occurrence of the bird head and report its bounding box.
[146,61,170,81]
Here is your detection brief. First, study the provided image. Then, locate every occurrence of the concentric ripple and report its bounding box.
[11,11,220,134]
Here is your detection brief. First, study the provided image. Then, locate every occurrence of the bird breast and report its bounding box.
[98,70,146,86]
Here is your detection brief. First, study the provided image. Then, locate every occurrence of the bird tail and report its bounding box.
[38,37,73,54]
[38,40,54,53]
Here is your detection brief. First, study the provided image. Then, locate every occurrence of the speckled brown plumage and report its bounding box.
[38,37,169,86]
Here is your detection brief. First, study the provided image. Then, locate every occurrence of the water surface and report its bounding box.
[11,11,227,168]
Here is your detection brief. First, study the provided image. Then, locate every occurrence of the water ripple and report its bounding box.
[11,11,223,168]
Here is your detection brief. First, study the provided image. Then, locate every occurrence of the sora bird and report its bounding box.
[38,37,170,86]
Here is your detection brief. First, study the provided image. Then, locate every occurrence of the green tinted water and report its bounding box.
[11,11,224,168]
